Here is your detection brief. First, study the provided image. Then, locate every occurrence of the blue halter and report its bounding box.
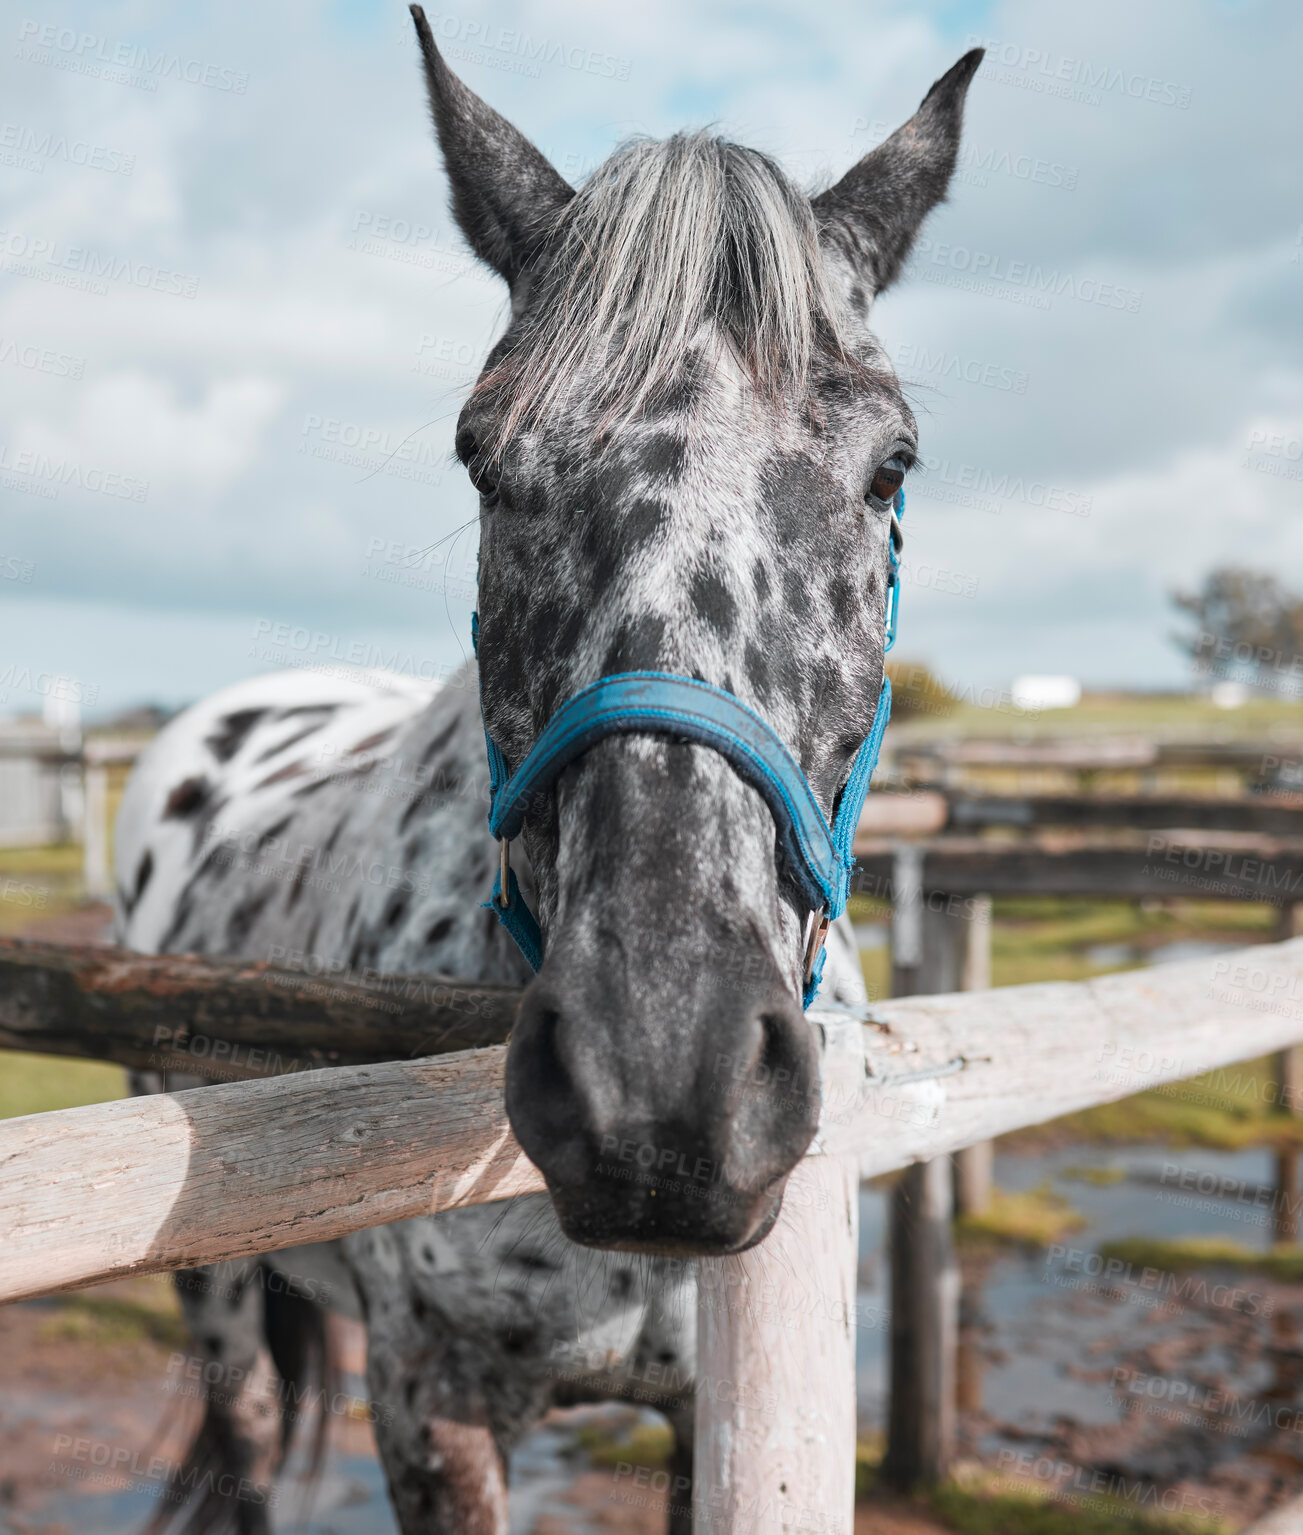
[474,490,904,1007]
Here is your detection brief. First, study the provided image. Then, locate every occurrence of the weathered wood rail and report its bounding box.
[3,937,1301,1298]
[0,937,518,1077]
[7,937,1303,1530]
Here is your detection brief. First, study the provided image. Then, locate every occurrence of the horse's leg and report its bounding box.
[148,1260,282,1534]
[346,1226,519,1535]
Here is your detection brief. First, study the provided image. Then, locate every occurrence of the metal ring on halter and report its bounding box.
[802,908,830,986]
[497,837,510,909]
[889,509,903,556]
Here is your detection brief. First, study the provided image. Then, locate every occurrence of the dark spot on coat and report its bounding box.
[226,887,273,947]
[255,760,309,790]
[122,849,153,915]
[623,497,669,548]
[419,718,458,767]
[253,722,327,765]
[347,727,396,756]
[256,815,293,850]
[744,641,771,699]
[163,776,209,819]
[602,613,666,674]
[752,559,771,601]
[205,708,266,764]
[278,703,339,720]
[639,433,687,482]
[383,893,409,929]
[690,568,736,636]
[286,861,308,910]
[424,915,454,947]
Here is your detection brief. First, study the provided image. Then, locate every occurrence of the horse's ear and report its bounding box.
[410,5,573,284]
[813,49,983,297]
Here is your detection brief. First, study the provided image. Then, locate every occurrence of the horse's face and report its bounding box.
[413,10,980,1255]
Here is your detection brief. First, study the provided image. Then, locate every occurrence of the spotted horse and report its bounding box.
[116,14,982,1532]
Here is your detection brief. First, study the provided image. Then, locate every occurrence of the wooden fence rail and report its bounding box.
[6,937,1303,1306]
[8,918,1303,1529]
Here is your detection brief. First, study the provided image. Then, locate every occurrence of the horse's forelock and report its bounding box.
[469,131,860,453]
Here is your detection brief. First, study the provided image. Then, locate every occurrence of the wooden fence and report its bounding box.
[6,740,1303,1528]
[5,933,1303,1530]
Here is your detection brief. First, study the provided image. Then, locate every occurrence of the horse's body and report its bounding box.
[115,12,981,1529]
[116,660,862,1531]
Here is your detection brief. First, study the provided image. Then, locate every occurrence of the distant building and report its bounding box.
[1011,675,1082,712]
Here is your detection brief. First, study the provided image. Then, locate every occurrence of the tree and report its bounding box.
[1169,567,1303,693]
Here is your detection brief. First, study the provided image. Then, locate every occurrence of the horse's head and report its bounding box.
[411,8,979,1255]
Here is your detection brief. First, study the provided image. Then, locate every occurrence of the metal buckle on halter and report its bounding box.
[497,837,511,908]
[802,908,831,987]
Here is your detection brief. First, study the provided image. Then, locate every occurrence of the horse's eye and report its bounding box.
[868,455,907,504]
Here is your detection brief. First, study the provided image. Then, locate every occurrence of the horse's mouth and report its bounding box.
[544,1176,787,1258]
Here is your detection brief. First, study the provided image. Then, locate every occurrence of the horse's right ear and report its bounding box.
[813,49,983,298]
[410,5,573,285]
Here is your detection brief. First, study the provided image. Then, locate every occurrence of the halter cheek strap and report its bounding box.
[474,489,905,1008]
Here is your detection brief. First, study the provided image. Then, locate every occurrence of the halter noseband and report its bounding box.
[474,490,904,1008]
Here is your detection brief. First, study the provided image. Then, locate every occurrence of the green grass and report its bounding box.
[856,1444,1231,1534]
[894,684,1303,742]
[576,1418,674,1469]
[1097,1236,1303,1283]
[0,1050,127,1120]
[957,1184,1086,1249]
[36,1288,188,1352]
[1043,1054,1303,1151]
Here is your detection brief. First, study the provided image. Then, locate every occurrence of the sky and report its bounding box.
[0,0,1300,719]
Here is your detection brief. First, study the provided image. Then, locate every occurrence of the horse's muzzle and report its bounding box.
[503,955,821,1255]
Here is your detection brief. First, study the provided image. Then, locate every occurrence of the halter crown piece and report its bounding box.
[474,490,905,1009]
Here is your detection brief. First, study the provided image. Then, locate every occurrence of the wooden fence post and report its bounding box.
[882,1156,959,1489]
[882,850,965,1488]
[954,895,994,1217]
[694,1153,860,1534]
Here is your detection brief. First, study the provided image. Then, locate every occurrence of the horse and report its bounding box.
[113,11,981,1530]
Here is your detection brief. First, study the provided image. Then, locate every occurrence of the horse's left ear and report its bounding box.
[813,49,984,297]
[410,5,574,285]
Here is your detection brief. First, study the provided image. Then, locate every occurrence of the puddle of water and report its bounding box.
[855,1140,1303,1465]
